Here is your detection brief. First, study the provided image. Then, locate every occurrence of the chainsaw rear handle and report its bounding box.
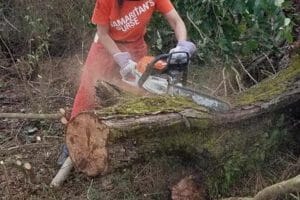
[138,52,189,88]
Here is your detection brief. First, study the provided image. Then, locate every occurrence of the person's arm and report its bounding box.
[163,8,196,60]
[95,24,137,81]
[163,9,187,41]
[95,24,121,55]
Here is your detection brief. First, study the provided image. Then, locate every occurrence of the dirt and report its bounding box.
[0,55,79,199]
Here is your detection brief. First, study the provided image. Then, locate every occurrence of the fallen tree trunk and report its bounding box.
[51,54,300,195]
[66,86,300,176]
[65,55,300,177]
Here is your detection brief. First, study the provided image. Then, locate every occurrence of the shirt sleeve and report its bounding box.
[155,0,174,14]
[91,0,111,25]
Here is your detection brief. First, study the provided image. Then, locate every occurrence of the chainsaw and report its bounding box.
[123,52,230,112]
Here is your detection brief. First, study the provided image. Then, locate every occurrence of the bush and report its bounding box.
[148,0,294,65]
[1,0,94,59]
[0,0,296,77]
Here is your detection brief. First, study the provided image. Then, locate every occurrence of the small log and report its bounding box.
[50,157,73,187]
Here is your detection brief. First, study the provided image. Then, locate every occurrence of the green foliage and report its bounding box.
[148,0,294,64]
[1,0,295,69]
[1,0,94,58]
[210,115,288,195]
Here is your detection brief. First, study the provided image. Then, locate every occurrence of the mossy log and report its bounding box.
[66,55,300,177]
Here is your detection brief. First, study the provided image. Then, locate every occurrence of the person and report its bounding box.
[57,0,196,165]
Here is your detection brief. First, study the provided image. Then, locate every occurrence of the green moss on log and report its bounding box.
[235,55,300,105]
[96,95,203,116]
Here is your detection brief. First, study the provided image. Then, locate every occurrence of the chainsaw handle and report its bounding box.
[138,52,190,87]
[138,53,170,87]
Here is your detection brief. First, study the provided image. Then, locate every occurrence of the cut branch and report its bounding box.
[0,113,62,119]
[254,175,300,200]
[222,174,300,200]
[50,157,73,187]
[236,56,258,84]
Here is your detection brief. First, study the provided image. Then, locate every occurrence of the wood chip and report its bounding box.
[23,162,32,170]
[61,117,68,125]
[59,108,66,115]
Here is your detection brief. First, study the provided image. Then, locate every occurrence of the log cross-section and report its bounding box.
[66,114,109,176]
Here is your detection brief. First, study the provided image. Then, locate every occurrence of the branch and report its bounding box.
[235,56,258,84]
[0,108,66,120]
[0,112,62,119]
[222,67,228,96]
[254,174,300,200]
[222,174,300,200]
[2,14,20,32]
[230,66,245,92]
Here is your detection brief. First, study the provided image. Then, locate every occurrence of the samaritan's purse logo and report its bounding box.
[111,0,155,32]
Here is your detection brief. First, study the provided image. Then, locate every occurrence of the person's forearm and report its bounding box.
[96,26,121,55]
[173,19,187,41]
[164,10,187,41]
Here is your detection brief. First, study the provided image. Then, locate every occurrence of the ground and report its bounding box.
[0,53,299,200]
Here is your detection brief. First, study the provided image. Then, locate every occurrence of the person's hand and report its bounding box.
[169,41,196,64]
[113,52,140,85]
[119,60,137,80]
[113,52,136,78]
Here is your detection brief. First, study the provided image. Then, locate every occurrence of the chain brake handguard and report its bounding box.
[138,52,189,88]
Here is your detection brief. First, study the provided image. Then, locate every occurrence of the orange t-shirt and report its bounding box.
[92,0,174,42]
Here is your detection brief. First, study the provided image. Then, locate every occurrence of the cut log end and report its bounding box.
[66,113,109,176]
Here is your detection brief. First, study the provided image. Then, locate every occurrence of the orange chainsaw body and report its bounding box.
[136,56,167,74]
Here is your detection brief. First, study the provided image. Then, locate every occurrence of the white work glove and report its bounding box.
[169,41,197,64]
[113,52,139,85]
